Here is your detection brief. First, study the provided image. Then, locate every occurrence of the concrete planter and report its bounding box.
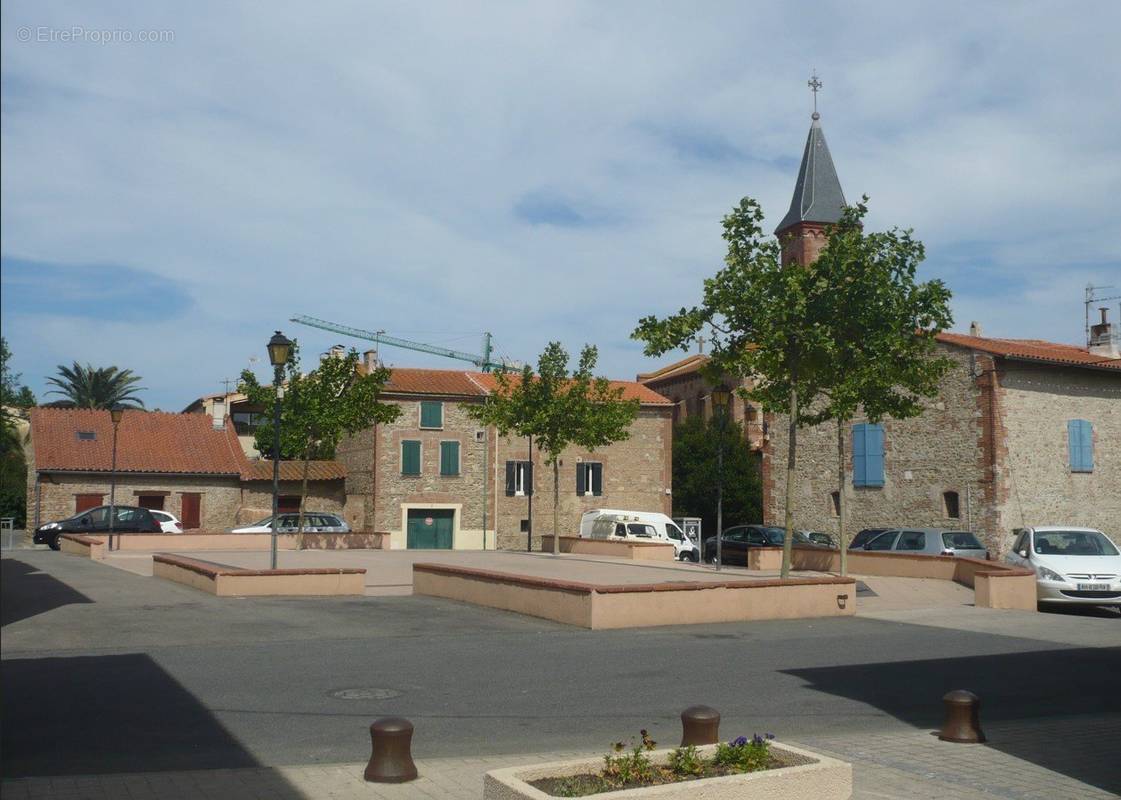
[484,741,851,799]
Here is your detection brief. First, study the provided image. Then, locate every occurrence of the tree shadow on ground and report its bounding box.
[2,653,292,786]
[784,647,1121,794]
[1,558,93,626]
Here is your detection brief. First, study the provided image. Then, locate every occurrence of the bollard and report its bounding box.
[938,690,986,743]
[680,705,721,746]
[364,717,419,783]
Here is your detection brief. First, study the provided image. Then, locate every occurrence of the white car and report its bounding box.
[150,511,184,533]
[1005,526,1121,607]
[229,512,350,533]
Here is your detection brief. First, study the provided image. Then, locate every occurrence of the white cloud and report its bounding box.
[2,0,1120,406]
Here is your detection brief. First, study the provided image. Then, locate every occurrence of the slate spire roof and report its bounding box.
[775,112,847,234]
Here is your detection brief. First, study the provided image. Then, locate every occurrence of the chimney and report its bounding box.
[1089,307,1120,358]
[969,321,983,337]
[363,349,381,372]
[211,398,226,430]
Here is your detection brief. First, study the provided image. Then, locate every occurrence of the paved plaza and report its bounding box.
[3,546,1119,799]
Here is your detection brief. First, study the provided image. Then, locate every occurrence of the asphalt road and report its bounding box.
[3,551,1120,787]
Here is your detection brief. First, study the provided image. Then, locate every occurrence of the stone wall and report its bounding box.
[238,480,346,524]
[29,472,243,530]
[764,347,990,546]
[994,364,1121,545]
[336,426,375,532]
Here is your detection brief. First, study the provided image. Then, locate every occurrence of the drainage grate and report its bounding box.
[327,687,402,701]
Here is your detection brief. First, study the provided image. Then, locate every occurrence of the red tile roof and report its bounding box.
[244,460,347,481]
[636,354,710,384]
[30,408,249,475]
[936,333,1121,371]
[381,367,672,406]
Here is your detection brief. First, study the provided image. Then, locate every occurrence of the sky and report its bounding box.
[2,1,1120,410]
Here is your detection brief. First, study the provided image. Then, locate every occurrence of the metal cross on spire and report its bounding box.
[808,70,822,117]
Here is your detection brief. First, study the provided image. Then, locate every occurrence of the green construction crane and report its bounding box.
[290,314,504,372]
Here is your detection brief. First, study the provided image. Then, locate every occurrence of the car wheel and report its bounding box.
[49,534,61,551]
[707,553,719,565]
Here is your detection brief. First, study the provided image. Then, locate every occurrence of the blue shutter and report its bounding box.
[866,424,885,486]
[852,424,885,487]
[440,441,459,476]
[1069,419,1093,472]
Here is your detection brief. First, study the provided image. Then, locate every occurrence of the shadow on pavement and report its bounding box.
[785,647,1121,794]
[1038,603,1120,620]
[1,558,94,626]
[2,653,294,785]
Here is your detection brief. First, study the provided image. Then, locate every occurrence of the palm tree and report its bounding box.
[44,363,146,409]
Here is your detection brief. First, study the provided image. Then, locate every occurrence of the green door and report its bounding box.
[406,509,454,549]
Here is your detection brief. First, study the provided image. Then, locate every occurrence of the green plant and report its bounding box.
[601,730,657,788]
[713,733,773,773]
[667,744,705,778]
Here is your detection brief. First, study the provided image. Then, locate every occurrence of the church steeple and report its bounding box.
[776,73,847,265]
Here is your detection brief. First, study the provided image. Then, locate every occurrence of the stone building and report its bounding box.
[26,408,346,529]
[336,367,674,550]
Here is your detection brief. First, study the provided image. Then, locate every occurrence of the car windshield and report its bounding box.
[941,532,984,550]
[1034,530,1120,557]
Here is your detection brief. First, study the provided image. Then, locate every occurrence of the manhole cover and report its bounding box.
[327,687,402,701]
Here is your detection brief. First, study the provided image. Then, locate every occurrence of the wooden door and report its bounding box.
[180,493,201,529]
[75,494,103,513]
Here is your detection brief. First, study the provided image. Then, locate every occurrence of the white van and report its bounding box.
[581,510,700,562]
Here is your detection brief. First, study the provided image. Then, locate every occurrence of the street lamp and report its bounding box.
[108,406,124,551]
[711,386,731,572]
[267,330,292,569]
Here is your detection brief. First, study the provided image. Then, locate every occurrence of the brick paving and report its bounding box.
[4,730,1117,800]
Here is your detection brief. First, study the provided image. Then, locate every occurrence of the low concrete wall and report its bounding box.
[153,553,366,597]
[413,563,855,629]
[540,535,675,561]
[777,546,1036,610]
[59,534,105,560]
[110,531,388,551]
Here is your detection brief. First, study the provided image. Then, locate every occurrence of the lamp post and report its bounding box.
[108,406,124,551]
[711,386,731,572]
[267,330,293,569]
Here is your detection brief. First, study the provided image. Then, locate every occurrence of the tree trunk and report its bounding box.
[296,436,313,551]
[837,417,847,576]
[552,460,560,555]
[782,385,798,579]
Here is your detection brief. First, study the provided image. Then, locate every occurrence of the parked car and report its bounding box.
[1005,526,1121,608]
[861,528,988,558]
[150,510,184,533]
[804,531,837,548]
[849,528,894,550]
[703,525,825,566]
[229,513,350,533]
[586,512,700,562]
[33,505,162,550]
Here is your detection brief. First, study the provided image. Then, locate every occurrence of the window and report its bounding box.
[896,530,926,551]
[666,524,684,542]
[440,441,460,476]
[576,462,603,496]
[1068,419,1093,473]
[1011,530,1027,555]
[278,495,301,513]
[942,531,985,551]
[830,491,840,517]
[137,495,165,511]
[520,519,530,533]
[76,431,97,441]
[865,531,899,550]
[420,401,443,429]
[852,423,885,487]
[401,440,421,475]
[505,461,533,496]
[626,523,657,538]
[943,491,960,519]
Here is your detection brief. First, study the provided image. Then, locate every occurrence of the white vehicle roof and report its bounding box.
[1026,526,1104,533]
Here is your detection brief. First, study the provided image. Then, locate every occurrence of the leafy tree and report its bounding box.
[634,197,838,577]
[1,337,36,413]
[671,414,761,543]
[1,338,35,527]
[467,342,640,554]
[809,199,953,574]
[44,363,145,409]
[239,345,400,544]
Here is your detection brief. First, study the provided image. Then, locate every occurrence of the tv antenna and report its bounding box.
[1085,284,1121,346]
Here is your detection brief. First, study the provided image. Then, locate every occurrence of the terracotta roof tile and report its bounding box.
[30,408,249,475]
[382,367,672,406]
[936,333,1121,371]
[637,354,710,384]
[244,460,347,481]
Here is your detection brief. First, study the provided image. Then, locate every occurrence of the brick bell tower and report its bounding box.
[774,74,847,265]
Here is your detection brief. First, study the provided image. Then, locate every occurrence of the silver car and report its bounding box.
[862,528,988,559]
[229,513,350,533]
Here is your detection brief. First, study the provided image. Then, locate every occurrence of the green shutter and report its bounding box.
[401,440,421,475]
[440,441,460,476]
[420,401,443,429]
